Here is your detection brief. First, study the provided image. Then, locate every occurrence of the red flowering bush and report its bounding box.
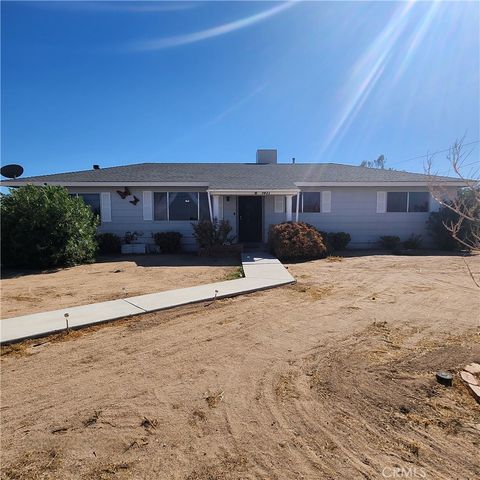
[268,222,327,261]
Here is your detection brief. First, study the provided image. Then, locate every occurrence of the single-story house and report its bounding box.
[1,150,464,250]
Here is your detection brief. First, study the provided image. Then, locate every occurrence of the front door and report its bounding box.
[238,196,263,243]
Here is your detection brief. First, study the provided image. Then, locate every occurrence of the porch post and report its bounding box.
[295,192,300,222]
[285,195,293,222]
[207,191,213,221]
[212,195,220,221]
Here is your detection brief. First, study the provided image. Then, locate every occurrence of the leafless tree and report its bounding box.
[425,136,480,251]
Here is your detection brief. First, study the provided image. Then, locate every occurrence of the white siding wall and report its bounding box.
[68,186,208,251]
[222,195,238,241]
[264,186,457,248]
[69,185,457,250]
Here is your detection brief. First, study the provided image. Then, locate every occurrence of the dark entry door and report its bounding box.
[238,196,263,243]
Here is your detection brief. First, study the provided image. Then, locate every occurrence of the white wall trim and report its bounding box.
[296,181,464,187]
[142,191,153,221]
[1,181,211,187]
[274,195,285,213]
[376,191,387,213]
[207,189,300,196]
[2,181,464,188]
[100,192,112,222]
[321,191,331,213]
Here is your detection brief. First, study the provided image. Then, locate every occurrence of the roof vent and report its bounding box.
[93,164,100,170]
[256,149,277,164]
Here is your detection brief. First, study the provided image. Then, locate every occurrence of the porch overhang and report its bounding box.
[207,189,300,196]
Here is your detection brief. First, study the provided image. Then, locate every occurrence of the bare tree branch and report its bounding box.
[425,136,480,251]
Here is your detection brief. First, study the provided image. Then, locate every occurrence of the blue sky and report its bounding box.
[2,0,479,178]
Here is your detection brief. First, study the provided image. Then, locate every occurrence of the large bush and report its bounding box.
[96,233,122,254]
[427,199,479,251]
[1,185,98,268]
[153,231,182,253]
[192,220,235,248]
[268,222,327,261]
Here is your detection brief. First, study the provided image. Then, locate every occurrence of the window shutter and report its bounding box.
[274,195,285,213]
[100,192,111,222]
[143,191,153,221]
[321,191,331,213]
[376,191,387,213]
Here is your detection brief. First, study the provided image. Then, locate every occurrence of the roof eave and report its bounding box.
[295,181,465,187]
[0,181,211,187]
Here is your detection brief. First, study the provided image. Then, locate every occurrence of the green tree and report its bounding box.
[360,154,386,169]
[1,185,98,268]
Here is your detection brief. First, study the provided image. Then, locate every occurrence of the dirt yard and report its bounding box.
[1,253,479,479]
[0,255,239,319]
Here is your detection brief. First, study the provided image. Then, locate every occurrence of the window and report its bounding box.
[386,192,429,213]
[291,192,322,213]
[408,192,429,212]
[70,193,101,217]
[154,192,168,220]
[153,191,210,221]
[302,192,321,213]
[387,192,408,212]
[169,192,199,221]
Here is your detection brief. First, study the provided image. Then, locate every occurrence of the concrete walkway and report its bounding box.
[0,253,294,344]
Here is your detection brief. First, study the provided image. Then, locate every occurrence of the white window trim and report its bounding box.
[321,191,331,213]
[376,191,387,213]
[70,192,105,221]
[274,195,285,213]
[298,191,322,213]
[153,191,208,222]
[100,192,111,222]
[143,191,153,221]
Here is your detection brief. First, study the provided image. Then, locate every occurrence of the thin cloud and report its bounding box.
[319,1,415,156]
[129,1,295,51]
[203,83,269,128]
[38,1,199,14]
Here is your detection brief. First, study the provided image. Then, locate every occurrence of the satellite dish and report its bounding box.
[1,164,24,179]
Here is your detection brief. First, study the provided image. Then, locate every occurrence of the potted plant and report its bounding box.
[192,220,242,257]
[121,231,146,254]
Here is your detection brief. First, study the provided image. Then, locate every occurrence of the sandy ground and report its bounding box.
[0,255,239,319]
[1,253,479,480]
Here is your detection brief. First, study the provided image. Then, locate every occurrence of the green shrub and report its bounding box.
[96,233,121,254]
[268,222,327,261]
[153,231,183,253]
[402,234,423,250]
[427,195,479,251]
[379,235,401,251]
[1,185,98,268]
[327,232,351,251]
[318,231,328,245]
[192,220,235,248]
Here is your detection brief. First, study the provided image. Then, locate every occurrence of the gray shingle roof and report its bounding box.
[2,163,460,189]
